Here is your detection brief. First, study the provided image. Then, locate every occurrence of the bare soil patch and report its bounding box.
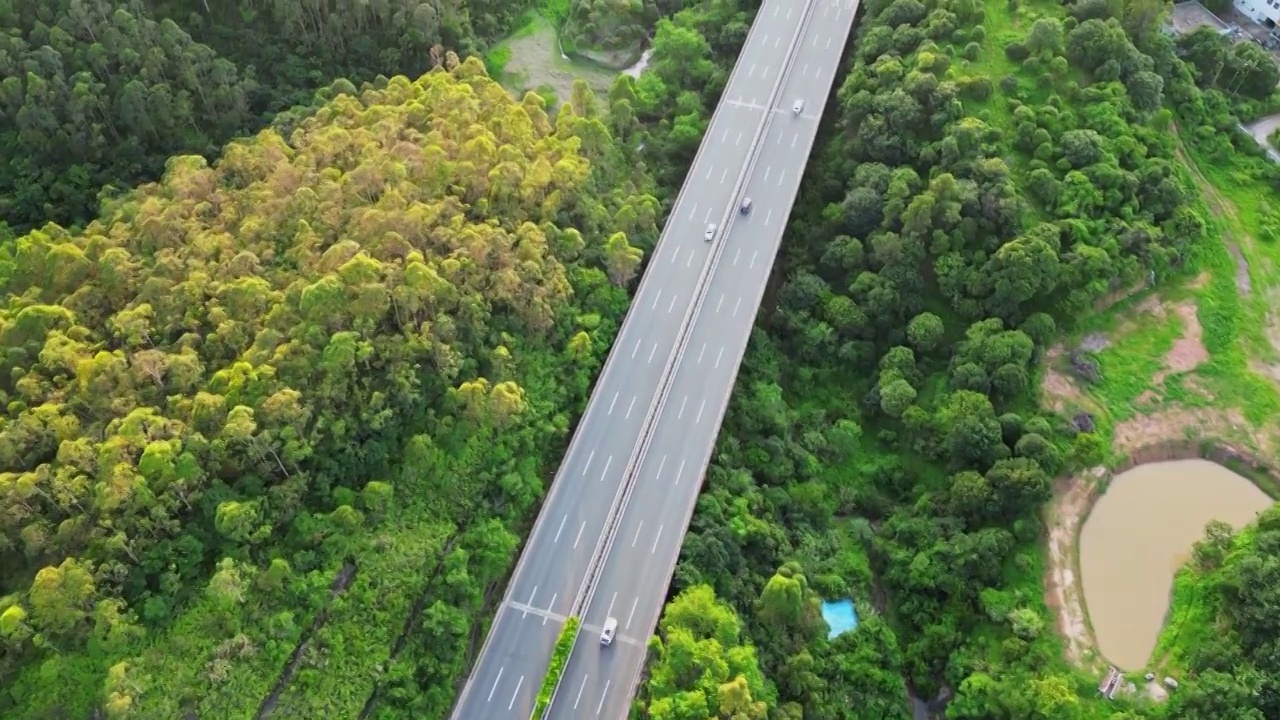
[1266,306,1280,356]
[498,15,618,105]
[1134,294,1166,318]
[1145,680,1170,701]
[1112,407,1272,457]
[1043,467,1107,668]
[1153,303,1209,385]
[1262,286,1280,363]
[1041,368,1082,414]
[1252,359,1280,385]
[1079,332,1110,352]
[1135,389,1160,407]
[1184,375,1214,400]
[1040,345,1088,415]
[1173,126,1254,297]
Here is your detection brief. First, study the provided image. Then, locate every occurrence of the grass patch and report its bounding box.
[1046,125,1280,440]
[1151,520,1263,673]
[486,11,618,103]
[1087,313,1181,416]
[485,44,514,79]
[1151,565,1221,672]
[1172,151,1280,424]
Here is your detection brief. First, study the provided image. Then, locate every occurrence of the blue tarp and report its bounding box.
[821,599,859,639]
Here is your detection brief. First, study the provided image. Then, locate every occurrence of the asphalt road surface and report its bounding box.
[449,0,857,717]
[448,2,813,718]
[545,1,860,718]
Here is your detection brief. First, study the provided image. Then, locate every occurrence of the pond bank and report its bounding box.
[1080,459,1270,669]
[1043,441,1280,671]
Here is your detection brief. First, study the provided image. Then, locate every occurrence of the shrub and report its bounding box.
[483,45,512,77]
[962,75,995,100]
[533,616,581,719]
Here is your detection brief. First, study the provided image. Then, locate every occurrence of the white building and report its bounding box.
[1235,0,1280,27]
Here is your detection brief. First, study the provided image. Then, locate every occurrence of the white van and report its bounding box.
[600,617,617,646]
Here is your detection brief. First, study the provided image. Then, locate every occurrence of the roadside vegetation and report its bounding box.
[4,0,1280,717]
[0,0,753,716]
[638,0,1280,719]
[534,616,580,719]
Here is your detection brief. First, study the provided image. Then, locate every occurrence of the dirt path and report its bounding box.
[1169,126,1280,383]
[1043,468,1106,668]
[1172,123,1253,297]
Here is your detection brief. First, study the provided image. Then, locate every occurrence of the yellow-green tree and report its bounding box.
[0,53,648,716]
[640,585,775,720]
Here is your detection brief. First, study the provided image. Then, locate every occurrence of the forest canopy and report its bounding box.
[1163,507,1280,720]
[0,54,659,717]
[0,0,256,229]
[652,0,1256,716]
[0,0,538,232]
[3,0,1280,715]
[563,0,660,65]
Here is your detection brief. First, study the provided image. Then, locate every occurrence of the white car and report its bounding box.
[704,223,717,241]
[600,617,617,646]
[793,99,804,114]
[740,197,753,214]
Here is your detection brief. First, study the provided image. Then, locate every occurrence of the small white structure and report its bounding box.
[1099,667,1123,700]
[1235,0,1280,27]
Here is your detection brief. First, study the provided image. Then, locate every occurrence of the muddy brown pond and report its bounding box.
[1079,459,1273,670]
